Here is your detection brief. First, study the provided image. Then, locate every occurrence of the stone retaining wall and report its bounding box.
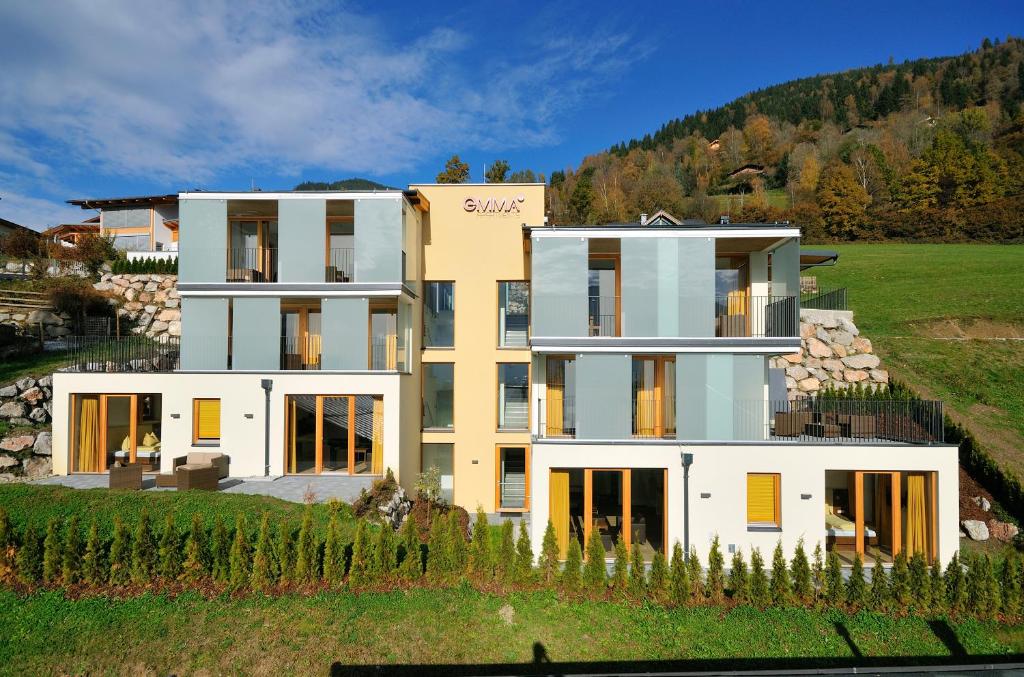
[0,374,53,481]
[770,309,890,398]
[93,273,180,340]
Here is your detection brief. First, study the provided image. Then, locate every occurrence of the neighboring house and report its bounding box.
[67,194,179,258]
[50,183,958,569]
[0,216,38,239]
[42,218,100,247]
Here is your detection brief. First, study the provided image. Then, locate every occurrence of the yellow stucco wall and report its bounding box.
[410,183,545,512]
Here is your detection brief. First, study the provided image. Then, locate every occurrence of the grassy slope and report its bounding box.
[0,349,70,387]
[813,244,1024,479]
[0,589,1017,675]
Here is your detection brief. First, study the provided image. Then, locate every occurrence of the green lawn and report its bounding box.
[0,484,353,539]
[813,244,1024,481]
[0,588,1017,675]
[0,349,69,387]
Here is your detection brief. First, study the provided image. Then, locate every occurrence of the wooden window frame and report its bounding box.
[192,398,221,447]
[851,470,938,563]
[281,302,322,369]
[574,467,668,559]
[746,472,782,529]
[632,355,675,439]
[283,394,384,476]
[587,252,621,337]
[494,444,531,512]
[70,393,140,473]
[544,355,575,437]
[496,362,530,432]
[368,299,399,371]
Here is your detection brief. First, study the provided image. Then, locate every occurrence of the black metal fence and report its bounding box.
[60,336,180,373]
[768,397,944,444]
[715,295,798,338]
[801,287,848,311]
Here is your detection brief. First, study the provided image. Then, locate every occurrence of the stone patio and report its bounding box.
[33,473,375,504]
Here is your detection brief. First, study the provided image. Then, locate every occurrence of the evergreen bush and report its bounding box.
[0,508,10,576]
[610,536,627,593]
[130,511,157,584]
[749,548,770,608]
[514,520,533,584]
[446,510,467,578]
[158,514,181,580]
[496,520,515,584]
[210,519,230,584]
[729,549,748,604]
[811,542,825,604]
[769,540,791,605]
[706,536,725,603]
[323,512,344,586]
[790,538,812,604]
[250,513,276,592]
[348,520,371,588]
[107,516,131,585]
[426,512,449,583]
[669,541,689,606]
[929,562,946,614]
[539,521,559,586]
[945,552,967,612]
[824,551,843,603]
[181,514,208,584]
[687,546,703,600]
[1000,553,1021,618]
[294,508,318,584]
[870,562,890,612]
[845,553,867,608]
[468,508,492,582]
[561,539,582,594]
[275,522,294,585]
[82,520,104,586]
[628,545,646,599]
[42,518,61,585]
[649,549,668,603]
[908,552,930,609]
[890,551,911,607]
[398,516,423,580]
[17,523,43,585]
[61,516,82,585]
[372,521,396,582]
[583,529,607,594]
[228,514,251,590]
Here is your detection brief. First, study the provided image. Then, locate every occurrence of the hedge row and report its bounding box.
[1,506,1020,620]
[109,257,178,275]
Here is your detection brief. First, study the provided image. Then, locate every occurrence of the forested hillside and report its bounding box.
[546,37,1024,242]
[294,178,394,191]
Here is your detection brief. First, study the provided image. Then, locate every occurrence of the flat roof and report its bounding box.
[68,194,178,209]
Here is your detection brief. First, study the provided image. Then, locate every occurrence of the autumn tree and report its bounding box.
[436,155,470,183]
[816,162,870,239]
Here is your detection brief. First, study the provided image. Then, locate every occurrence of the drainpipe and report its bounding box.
[260,379,273,477]
[681,451,693,561]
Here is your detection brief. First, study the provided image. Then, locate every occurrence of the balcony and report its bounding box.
[325,247,354,283]
[588,295,618,336]
[279,334,398,371]
[227,247,277,282]
[714,295,798,338]
[59,336,180,373]
[632,396,676,439]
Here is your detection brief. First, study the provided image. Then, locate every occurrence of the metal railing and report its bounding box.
[325,248,354,282]
[370,335,398,371]
[498,479,528,509]
[588,295,618,336]
[537,396,576,437]
[60,336,180,373]
[801,287,848,311]
[715,295,798,338]
[280,335,321,370]
[632,396,677,439]
[227,247,278,282]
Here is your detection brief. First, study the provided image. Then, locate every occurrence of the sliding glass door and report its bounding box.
[285,395,383,475]
[70,393,162,472]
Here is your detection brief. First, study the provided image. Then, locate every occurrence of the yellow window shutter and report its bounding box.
[747,474,778,525]
[196,399,221,441]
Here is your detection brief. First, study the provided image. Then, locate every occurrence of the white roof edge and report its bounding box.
[178,191,407,200]
[528,227,800,239]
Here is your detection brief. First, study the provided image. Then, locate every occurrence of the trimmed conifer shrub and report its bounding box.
[706,536,725,603]
[870,562,890,612]
[824,551,843,603]
[967,553,998,618]
[446,510,467,578]
[669,541,689,606]
[398,516,423,580]
[609,536,627,593]
[0,508,10,576]
[61,516,82,585]
[130,511,157,584]
[228,514,251,590]
[1000,553,1021,618]
[294,508,318,584]
[649,549,668,603]
[811,542,824,605]
[929,562,946,614]
[628,544,646,599]
[846,553,867,608]
[687,546,703,601]
[158,514,181,581]
[749,548,770,608]
[908,552,930,609]
[181,514,208,584]
[790,538,812,605]
[468,508,492,582]
[984,554,1001,619]
[17,523,43,585]
[323,512,344,586]
[275,522,295,584]
[250,513,276,592]
[496,520,515,584]
[729,549,748,604]
[372,521,396,582]
[890,551,911,607]
[210,519,230,584]
[582,528,606,594]
[426,512,449,583]
[348,519,371,588]
[769,540,791,606]
[945,552,967,612]
[42,518,61,585]
[108,516,131,585]
[514,520,533,584]
[561,539,582,594]
[82,520,104,586]
[539,521,559,586]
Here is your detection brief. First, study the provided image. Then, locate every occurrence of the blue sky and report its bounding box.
[0,0,1021,229]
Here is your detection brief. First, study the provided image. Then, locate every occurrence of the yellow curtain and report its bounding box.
[196,399,221,441]
[549,470,570,560]
[305,334,322,367]
[386,334,397,370]
[371,397,384,474]
[663,361,677,434]
[906,474,927,556]
[77,396,100,472]
[727,289,748,315]
[635,385,655,436]
[747,474,778,525]
[546,359,564,436]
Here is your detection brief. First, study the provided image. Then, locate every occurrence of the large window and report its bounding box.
[632,356,675,439]
[497,363,529,430]
[285,395,383,475]
[424,282,455,348]
[498,281,529,347]
[423,363,454,429]
[422,443,454,503]
[192,398,221,446]
[747,473,781,529]
[496,446,529,510]
[544,356,575,437]
[70,393,162,473]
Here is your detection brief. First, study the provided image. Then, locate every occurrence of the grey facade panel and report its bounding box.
[179,199,227,283]
[321,297,368,370]
[620,238,658,336]
[231,297,281,370]
[279,199,326,283]
[531,237,587,337]
[772,238,800,300]
[677,237,715,337]
[677,354,708,440]
[354,199,402,283]
[180,296,229,370]
[732,354,766,440]
[574,353,631,440]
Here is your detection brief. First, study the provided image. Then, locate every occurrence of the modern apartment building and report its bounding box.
[51,182,959,567]
[68,194,180,259]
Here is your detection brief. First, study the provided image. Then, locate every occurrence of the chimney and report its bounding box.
[640,213,648,226]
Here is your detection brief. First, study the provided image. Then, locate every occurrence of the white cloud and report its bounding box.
[0,0,643,192]
[0,190,83,231]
